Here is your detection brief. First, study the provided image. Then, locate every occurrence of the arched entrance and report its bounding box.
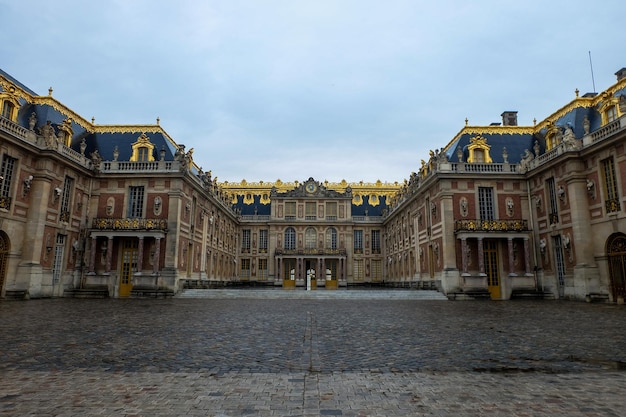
[607,233,626,301]
[0,231,9,295]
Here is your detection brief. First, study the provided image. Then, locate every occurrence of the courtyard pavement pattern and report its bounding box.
[0,289,625,416]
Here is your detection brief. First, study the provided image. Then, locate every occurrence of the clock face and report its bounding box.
[306,182,317,193]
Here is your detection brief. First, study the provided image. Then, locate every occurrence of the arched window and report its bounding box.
[284,227,296,250]
[325,227,337,250]
[305,227,317,249]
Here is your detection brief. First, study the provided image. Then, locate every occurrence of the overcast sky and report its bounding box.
[1,0,624,183]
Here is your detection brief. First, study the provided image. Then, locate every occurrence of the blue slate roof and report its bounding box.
[0,68,38,96]
[447,132,539,164]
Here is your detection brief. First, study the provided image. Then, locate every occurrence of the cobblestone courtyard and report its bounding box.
[1,294,625,416]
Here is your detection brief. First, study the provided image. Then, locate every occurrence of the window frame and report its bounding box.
[284,227,296,250]
[127,186,145,218]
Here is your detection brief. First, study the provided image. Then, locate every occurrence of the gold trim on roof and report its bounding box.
[30,96,93,130]
[443,76,626,153]
[443,125,535,154]
[221,179,402,206]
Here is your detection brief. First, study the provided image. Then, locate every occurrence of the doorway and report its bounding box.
[0,231,9,295]
[120,239,137,297]
[484,240,501,299]
[607,233,626,301]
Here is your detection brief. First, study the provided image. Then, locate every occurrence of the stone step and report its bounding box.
[177,289,449,300]
[63,288,109,299]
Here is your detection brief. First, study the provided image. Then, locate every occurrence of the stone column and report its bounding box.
[523,238,532,275]
[507,238,515,276]
[18,174,52,297]
[136,237,144,274]
[566,176,594,265]
[477,237,485,275]
[440,194,457,270]
[88,236,97,274]
[461,238,468,274]
[152,237,161,275]
[105,236,113,274]
[297,257,302,280]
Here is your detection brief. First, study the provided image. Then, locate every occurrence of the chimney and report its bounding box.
[615,68,626,81]
[501,111,518,126]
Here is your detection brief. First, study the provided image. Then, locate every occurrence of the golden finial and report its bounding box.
[533,118,537,126]
[465,118,468,126]
[91,117,95,124]
[575,88,579,98]
[48,87,53,96]
[156,117,160,125]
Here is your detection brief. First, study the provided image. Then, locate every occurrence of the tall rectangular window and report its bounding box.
[241,229,251,253]
[478,187,494,220]
[602,157,621,213]
[52,234,66,284]
[59,176,73,222]
[353,230,363,254]
[371,230,381,254]
[0,155,16,210]
[326,202,337,220]
[371,260,382,281]
[240,258,251,278]
[285,202,296,220]
[128,186,145,218]
[546,178,559,224]
[259,229,268,253]
[305,202,316,220]
[353,259,364,281]
[258,258,268,279]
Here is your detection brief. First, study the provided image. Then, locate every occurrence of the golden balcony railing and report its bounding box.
[605,198,621,214]
[454,219,528,232]
[92,217,168,231]
[275,248,347,256]
[0,195,12,210]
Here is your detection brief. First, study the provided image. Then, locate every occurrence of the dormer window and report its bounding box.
[130,133,155,162]
[0,86,20,122]
[598,93,622,126]
[137,147,150,161]
[606,105,617,124]
[545,123,561,151]
[2,101,15,120]
[467,135,492,163]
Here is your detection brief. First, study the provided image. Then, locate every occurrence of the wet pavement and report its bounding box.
[0,292,625,416]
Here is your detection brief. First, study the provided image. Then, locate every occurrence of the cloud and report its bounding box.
[2,0,625,183]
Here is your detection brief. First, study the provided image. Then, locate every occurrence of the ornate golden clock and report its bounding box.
[305,182,317,193]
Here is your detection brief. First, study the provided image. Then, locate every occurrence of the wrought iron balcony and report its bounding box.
[454,219,528,232]
[605,198,621,213]
[59,210,70,223]
[0,195,12,210]
[92,217,168,231]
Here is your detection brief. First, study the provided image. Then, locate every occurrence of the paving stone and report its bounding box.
[0,297,625,415]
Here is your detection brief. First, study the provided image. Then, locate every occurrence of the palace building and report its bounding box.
[1,67,625,301]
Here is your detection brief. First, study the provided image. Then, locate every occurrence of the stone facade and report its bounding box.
[1,67,625,301]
